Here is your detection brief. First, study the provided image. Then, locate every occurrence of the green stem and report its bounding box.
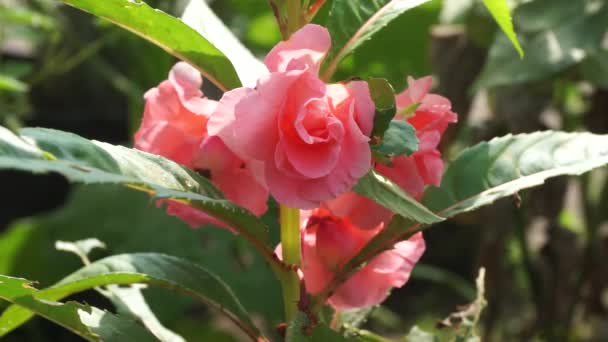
[280,205,301,322]
[286,0,301,36]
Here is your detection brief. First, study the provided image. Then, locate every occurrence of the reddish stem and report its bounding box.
[306,0,327,21]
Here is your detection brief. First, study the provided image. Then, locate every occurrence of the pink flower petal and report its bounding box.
[193,135,241,172]
[264,24,331,74]
[162,200,236,233]
[323,192,392,230]
[213,167,269,216]
[377,155,426,200]
[207,87,254,160]
[395,76,432,109]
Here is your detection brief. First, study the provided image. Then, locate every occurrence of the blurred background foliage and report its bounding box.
[1,0,607,340]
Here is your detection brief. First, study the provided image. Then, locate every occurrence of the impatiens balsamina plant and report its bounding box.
[1,0,608,341]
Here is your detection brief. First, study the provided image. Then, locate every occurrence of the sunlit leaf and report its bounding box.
[481,0,524,58]
[60,0,241,91]
[0,253,264,341]
[0,275,157,341]
[321,0,432,79]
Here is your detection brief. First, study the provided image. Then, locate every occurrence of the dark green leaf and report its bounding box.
[286,312,351,342]
[321,0,433,79]
[320,131,608,308]
[372,120,418,157]
[0,275,157,341]
[481,0,524,58]
[476,0,608,88]
[424,131,608,218]
[0,184,283,328]
[0,127,271,247]
[60,0,241,91]
[55,239,185,342]
[354,171,443,225]
[581,50,608,90]
[369,78,397,138]
[0,253,263,340]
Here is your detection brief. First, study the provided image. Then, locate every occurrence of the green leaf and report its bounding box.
[317,131,608,308]
[354,171,443,225]
[0,184,283,326]
[0,253,264,341]
[424,131,608,218]
[60,0,241,91]
[481,0,524,58]
[0,127,271,248]
[321,0,433,79]
[0,6,56,29]
[286,312,351,342]
[0,75,28,93]
[372,120,419,157]
[55,239,185,342]
[369,78,397,139]
[412,264,476,300]
[476,0,608,88]
[404,326,435,342]
[581,50,608,90]
[0,275,157,341]
[181,0,267,88]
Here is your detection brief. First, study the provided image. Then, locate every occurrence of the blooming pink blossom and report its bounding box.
[134,62,217,168]
[296,208,425,310]
[382,75,458,199]
[209,24,375,209]
[323,76,458,229]
[133,62,268,228]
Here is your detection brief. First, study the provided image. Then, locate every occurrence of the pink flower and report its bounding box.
[378,76,457,199]
[134,62,217,168]
[133,62,268,228]
[296,208,425,310]
[322,76,458,229]
[209,24,375,209]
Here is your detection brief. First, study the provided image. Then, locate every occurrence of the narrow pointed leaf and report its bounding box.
[319,131,608,305]
[369,78,397,138]
[481,0,524,58]
[0,275,157,341]
[321,0,432,79]
[0,253,264,341]
[0,127,269,243]
[60,0,241,91]
[354,171,443,224]
[424,131,608,217]
[476,0,608,88]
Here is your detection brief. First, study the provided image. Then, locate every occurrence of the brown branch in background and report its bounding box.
[305,0,327,22]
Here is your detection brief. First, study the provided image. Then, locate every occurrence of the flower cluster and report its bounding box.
[133,24,457,310]
[133,61,268,228]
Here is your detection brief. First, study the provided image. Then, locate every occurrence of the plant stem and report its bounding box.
[280,205,301,322]
[286,0,301,36]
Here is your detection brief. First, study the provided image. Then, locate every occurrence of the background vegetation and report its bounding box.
[1,0,607,340]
